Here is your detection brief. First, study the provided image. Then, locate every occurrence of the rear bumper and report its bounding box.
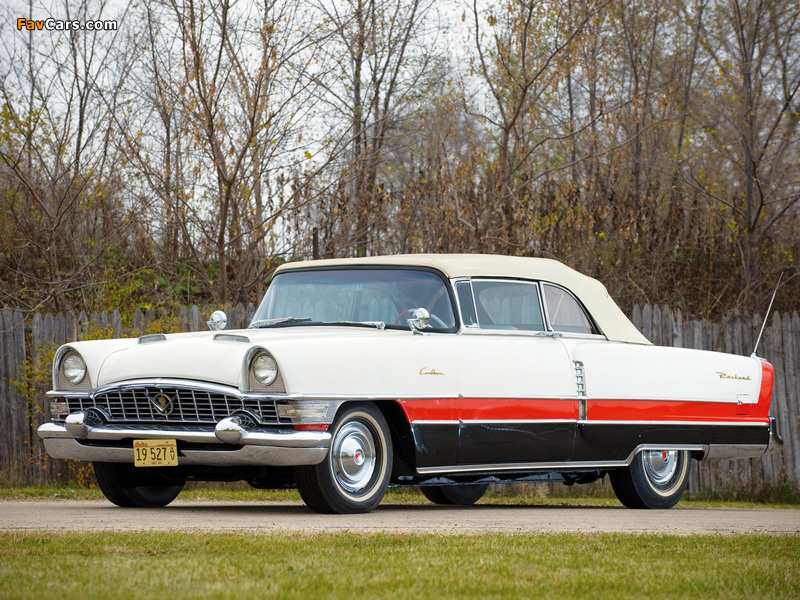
[703,417,782,461]
[37,415,331,467]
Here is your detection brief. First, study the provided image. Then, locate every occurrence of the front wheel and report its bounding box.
[93,462,185,508]
[296,403,392,514]
[609,449,691,509]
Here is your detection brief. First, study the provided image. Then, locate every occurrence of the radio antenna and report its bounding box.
[751,271,783,358]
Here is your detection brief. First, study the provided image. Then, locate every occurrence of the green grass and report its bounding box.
[0,482,300,502]
[2,484,799,598]
[1,531,798,599]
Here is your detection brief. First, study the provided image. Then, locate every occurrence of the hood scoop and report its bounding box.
[214,333,250,343]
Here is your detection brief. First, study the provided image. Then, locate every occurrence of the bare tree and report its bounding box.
[307,0,440,257]
[682,0,800,293]
[466,0,610,252]
[0,0,136,311]
[116,0,324,303]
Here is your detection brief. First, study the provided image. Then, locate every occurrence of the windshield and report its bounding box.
[250,268,457,331]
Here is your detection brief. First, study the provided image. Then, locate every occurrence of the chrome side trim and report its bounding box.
[415,444,706,476]
[409,418,769,428]
[586,395,756,404]
[574,361,587,397]
[291,393,569,401]
[454,419,575,425]
[578,419,769,427]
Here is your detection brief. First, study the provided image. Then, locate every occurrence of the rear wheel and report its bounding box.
[420,483,489,506]
[93,462,185,508]
[296,403,392,514]
[609,449,691,509]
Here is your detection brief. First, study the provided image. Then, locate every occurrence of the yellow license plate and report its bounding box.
[134,439,178,467]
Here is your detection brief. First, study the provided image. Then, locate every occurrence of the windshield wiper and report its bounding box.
[249,317,386,330]
[321,321,386,330]
[248,317,312,329]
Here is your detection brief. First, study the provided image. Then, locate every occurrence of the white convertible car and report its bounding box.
[38,254,782,513]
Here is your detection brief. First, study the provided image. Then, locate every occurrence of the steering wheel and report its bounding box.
[394,309,448,328]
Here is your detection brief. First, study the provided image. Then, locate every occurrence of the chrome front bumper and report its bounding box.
[37,413,331,467]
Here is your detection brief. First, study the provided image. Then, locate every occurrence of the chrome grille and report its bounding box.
[66,387,286,424]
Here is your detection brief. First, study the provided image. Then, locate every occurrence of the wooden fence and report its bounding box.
[1,303,798,494]
[0,303,255,484]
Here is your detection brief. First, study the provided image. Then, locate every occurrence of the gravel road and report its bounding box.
[2,500,798,535]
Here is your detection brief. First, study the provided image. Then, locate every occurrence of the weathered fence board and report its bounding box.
[0,307,8,477]
[1,303,798,493]
[785,313,800,484]
[1,307,28,481]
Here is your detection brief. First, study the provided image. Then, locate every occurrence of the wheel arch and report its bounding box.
[330,400,416,479]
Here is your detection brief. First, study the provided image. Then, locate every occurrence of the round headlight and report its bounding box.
[252,354,278,386]
[62,353,87,385]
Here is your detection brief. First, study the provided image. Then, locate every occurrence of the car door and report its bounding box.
[453,279,578,466]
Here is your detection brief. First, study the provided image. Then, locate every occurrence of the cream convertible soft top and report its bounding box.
[275,254,651,345]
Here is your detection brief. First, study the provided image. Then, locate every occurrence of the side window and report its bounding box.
[472,281,544,331]
[542,284,595,335]
[456,282,478,327]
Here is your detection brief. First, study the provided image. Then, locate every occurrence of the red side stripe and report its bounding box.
[586,399,769,423]
[459,397,577,421]
[396,398,458,422]
[397,397,770,424]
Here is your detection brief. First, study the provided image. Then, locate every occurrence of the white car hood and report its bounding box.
[77,326,459,399]
[91,332,255,388]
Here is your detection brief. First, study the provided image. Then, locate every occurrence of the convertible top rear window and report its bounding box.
[252,268,457,330]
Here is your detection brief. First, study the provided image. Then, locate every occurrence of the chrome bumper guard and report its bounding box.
[37,412,331,467]
[766,416,784,455]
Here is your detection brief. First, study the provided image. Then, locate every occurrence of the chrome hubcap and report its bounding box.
[643,449,679,486]
[332,421,376,493]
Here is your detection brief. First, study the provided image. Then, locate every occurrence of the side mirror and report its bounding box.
[207,310,228,331]
[408,308,430,335]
